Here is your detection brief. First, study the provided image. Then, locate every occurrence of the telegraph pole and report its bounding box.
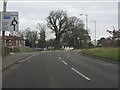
[2,0,7,55]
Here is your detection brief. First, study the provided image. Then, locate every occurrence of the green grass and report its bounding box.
[81,48,119,62]
[20,49,40,52]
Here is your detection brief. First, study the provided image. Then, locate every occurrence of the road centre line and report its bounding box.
[59,57,62,60]
[62,60,68,65]
[71,67,91,81]
[10,53,15,55]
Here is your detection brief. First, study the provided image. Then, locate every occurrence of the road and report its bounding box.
[2,50,118,88]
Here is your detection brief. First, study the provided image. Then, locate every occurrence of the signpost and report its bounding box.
[0,12,19,31]
[1,1,19,55]
[0,11,19,55]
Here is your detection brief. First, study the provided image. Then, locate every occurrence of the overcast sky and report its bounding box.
[0,0,118,40]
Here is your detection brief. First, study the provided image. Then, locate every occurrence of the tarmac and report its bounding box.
[0,51,40,89]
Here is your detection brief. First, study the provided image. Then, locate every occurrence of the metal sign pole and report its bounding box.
[2,0,7,56]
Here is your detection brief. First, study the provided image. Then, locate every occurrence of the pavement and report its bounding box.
[1,52,35,70]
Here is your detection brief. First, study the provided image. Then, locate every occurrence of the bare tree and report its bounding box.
[36,23,46,48]
[36,23,46,32]
[46,10,68,49]
[25,27,38,47]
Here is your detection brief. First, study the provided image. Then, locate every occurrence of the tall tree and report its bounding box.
[107,27,120,47]
[25,27,32,47]
[25,27,38,47]
[36,23,46,48]
[61,16,90,49]
[97,37,106,47]
[46,10,68,49]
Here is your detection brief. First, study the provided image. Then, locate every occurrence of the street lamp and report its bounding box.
[91,20,96,48]
[80,14,88,31]
[80,14,88,49]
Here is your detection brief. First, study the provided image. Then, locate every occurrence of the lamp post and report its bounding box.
[80,14,88,49]
[91,20,96,48]
[80,14,88,31]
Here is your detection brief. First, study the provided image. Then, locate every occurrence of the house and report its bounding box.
[4,34,25,48]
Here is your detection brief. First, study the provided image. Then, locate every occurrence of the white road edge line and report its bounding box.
[62,60,68,65]
[71,67,91,81]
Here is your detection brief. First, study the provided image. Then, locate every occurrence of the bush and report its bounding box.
[3,47,11,56]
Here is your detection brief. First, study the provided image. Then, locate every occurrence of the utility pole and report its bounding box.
[2,0,7,55]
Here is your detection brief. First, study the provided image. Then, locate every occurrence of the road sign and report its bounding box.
[0,12,19,31]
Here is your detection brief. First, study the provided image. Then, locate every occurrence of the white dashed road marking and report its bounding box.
[62,60,68,65]
[59,57,62,60]
[10,53,15,55]
[71,67,91,81]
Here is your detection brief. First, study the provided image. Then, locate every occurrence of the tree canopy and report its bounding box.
[46,10,68,48]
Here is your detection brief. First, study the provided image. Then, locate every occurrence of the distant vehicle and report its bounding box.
[64,47,74,50]
[34,48,47,51]
[69,47,74,50]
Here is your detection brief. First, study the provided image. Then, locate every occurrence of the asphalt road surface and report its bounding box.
[2,50,118,88]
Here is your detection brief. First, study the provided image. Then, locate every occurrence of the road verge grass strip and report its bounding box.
[81,48,119,62]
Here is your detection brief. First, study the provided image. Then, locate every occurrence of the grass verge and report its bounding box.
[20,49,40,52]
[81,48,119,62]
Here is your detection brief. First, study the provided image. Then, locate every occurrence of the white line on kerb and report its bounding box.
[0,55,33,71]
[71,67,91,81]
[1,62,14,70]
[18,56,32,63]
[62,60,68,65]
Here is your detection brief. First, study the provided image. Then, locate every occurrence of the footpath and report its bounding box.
[1,52,35,70]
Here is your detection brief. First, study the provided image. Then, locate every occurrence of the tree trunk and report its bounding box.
[54,36,61,49]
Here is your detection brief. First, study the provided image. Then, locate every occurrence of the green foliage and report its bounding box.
[25,27,38,48]
[36,23,46,48]
[97,37,119,48]
[25,39,31,47]
[61,16,90,49]
[20,49,40,52]
[81,48,118,61]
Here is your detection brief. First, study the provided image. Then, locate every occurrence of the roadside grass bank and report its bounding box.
[20,48,65,52]
[81,48,119,62]
[20,49,41,52]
